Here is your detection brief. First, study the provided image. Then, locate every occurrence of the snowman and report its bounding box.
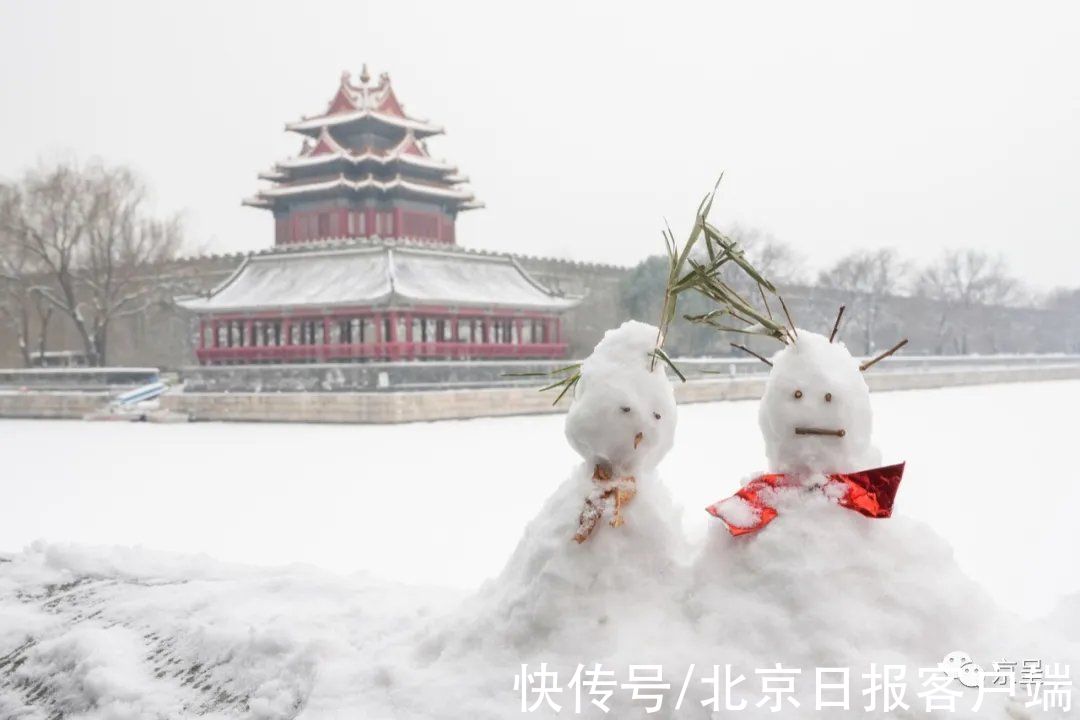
[442,320,685,654]
[564,320,679,544]
[684,312,1052,718]
[707,324,907,535]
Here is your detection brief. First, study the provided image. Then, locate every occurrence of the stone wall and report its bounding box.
[5,363,1080,423]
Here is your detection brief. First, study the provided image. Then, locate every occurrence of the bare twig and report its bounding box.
[859,338,909,371]
[778,296,798,341]
[795,427,847,437]
[829,305,846,343]
[730,342,773,367]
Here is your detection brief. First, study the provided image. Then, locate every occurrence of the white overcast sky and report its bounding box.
[1,1,1077,290]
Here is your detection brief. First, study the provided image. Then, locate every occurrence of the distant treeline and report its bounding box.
[617,229,1080,357]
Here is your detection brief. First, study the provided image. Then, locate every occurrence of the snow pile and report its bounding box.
[0,543,460,720]
[688,498,1071,718]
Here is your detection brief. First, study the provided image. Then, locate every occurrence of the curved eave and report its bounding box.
[247,177,478,205]
[180,295,577,315]
[242,196,273,209]
[287,111,443,138]
[175,245,577,315]
[272,151,457,175]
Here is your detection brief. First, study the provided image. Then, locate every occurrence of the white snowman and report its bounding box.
[685,317,1043,718]
[564,320,679,543]
[708,328,906,535]
[447,320,685,653]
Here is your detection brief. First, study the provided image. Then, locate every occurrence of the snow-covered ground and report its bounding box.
[2,381,1079,619]
[2,381,1079,718]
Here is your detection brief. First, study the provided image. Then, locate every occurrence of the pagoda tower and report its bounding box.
[181,67,575,365]
[245,66,481,246]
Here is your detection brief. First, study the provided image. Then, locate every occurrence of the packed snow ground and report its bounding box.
[3,381,1078,619]
[2,380,1079,718]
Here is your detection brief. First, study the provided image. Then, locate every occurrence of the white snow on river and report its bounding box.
[2,380,1079,619]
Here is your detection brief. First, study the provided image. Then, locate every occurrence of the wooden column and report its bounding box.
[374,312,383,359]
[322,316,331,361]
[388,311,399,360]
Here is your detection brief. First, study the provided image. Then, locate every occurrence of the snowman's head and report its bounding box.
[565,321,677,476]
[758,330,878,474]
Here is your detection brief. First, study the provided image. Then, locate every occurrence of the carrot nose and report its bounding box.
[634,431,644,449]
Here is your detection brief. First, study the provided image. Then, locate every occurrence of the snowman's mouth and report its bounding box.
[795,427,846,438]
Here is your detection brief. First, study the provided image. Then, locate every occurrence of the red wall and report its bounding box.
[276,207,454,245]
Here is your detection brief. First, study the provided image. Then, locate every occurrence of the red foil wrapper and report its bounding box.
[706,462,905,536]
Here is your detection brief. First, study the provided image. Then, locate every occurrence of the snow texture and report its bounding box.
[759,330,880,475]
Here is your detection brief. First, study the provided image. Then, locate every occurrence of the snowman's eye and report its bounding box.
[620,406,631,413]
[824,392,833,402]
[793,390,803,399]
[653,412,661,420]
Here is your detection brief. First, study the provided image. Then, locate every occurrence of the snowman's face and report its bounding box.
[565,369,676,475]
[758,332,876,474]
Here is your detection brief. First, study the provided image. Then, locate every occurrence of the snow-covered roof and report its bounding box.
[178,245,578,314]
[243,174,479,209]
[268,128,457,176]
[286,71,442,139]
[287,110,443,138]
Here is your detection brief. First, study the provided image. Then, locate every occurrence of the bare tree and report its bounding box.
[0,160,183,366]
[914,249,1020,354]
[722,224,804,287]
[0,207,53,366]
[817,248,908,353]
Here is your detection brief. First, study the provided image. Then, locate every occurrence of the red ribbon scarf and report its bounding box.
[706,462,905,536]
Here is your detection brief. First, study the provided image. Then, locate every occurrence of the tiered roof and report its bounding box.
[286,67,444,138]
[244,66,479,212]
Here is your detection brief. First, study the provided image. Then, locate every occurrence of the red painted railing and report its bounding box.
[195,341,569,365]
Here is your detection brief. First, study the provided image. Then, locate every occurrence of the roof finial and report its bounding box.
[359,64,371,84]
